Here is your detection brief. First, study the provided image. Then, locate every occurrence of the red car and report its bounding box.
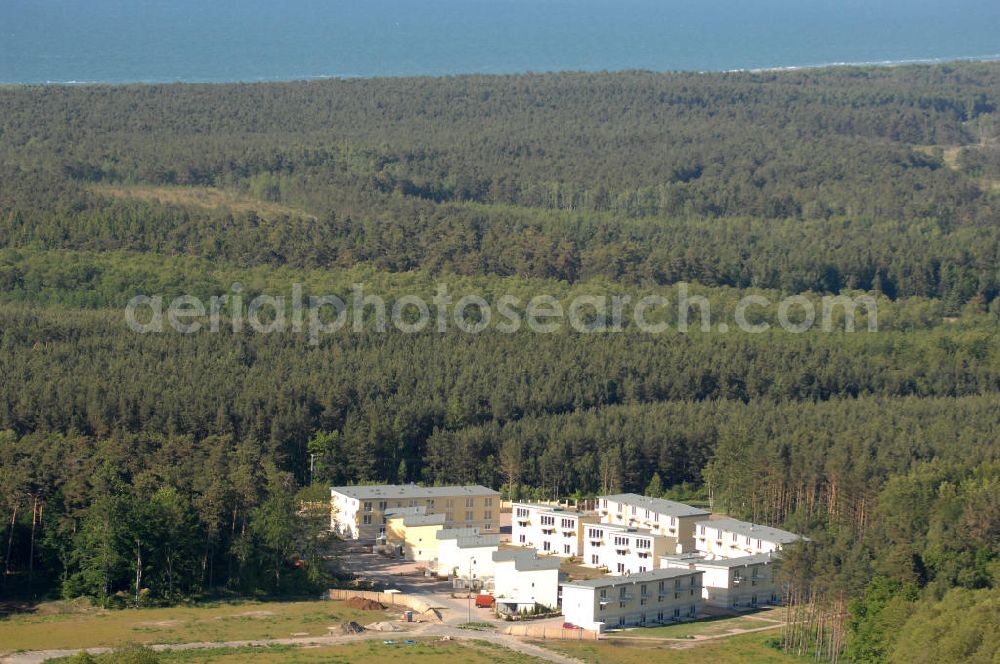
[475,594,495,608]
[562,622,582,630]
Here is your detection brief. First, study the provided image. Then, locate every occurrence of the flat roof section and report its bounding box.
[695,518,801,544]
[562,567,701,589]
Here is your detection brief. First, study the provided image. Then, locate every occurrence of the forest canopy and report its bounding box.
[0,63,999,661]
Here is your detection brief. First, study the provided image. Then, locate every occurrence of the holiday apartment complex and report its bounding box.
[330,484,500,540]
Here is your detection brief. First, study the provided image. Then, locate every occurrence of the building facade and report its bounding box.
[330,484,500,540]
[693,519,801,558]
[435,533,500,583]
[598,494,710,552]
[661,552,782,608]
[492,549,561,613]
[582,523,669,574]
[384,510,447,561]
[511,503,596,557]
[560,568,704,632]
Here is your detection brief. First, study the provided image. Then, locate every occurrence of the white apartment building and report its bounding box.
[582,523,669,575]
[661,552,782,609]
[511,503,596,557]
[694,518,801,558]
[561,568,704,632]
[436,533,500,584]
[330,484,500,539]
[492,549,562,613]
[598,494,709,552]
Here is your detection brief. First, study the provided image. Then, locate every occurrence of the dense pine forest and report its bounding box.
[2,64,1000,661]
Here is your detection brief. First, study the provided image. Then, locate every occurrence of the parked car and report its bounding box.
[475,594,495,608]
[562,622,582,630]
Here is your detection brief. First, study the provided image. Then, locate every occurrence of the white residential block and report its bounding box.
[582,523,669,575]
[560,568,704,632]
[511,503,595,557]
[694,519,801,558]
[598,493,710,553]
[661,552,782,609]
[492,549,561,612]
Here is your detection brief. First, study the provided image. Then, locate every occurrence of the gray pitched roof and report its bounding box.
[435,527,481,541]
[695,518,801,544]
[332,484,499,500]
[455,534,501,549]
[397,513,447,527]
[383,506,427,517]
[661,552,779,568]
[493,548,562,571]
[562,567,700,589]
[601,493,710,518]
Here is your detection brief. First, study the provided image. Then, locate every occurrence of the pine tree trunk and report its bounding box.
[4,503,17,577]
[28,496,38,586]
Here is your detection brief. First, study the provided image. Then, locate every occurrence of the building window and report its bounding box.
[465,498,474,508]
[519,534,526,543]
[484,510,492,520]
[485,497,493,507]
[516,507,529,518]
[689,605,697,616]
[673,608,680,618]
[543,541,551,551]
[446,512,453,522]
[465,510,474,521]
[591,554,599,564]
[541,515,555,526]
[446,499,454,508]
[362,515,372,525]
[428,500,435,510]
[363,502,372,513]
[561,518,574,529]
[617,563,625,573]
[564,544,571,554]
[378,501,387,511]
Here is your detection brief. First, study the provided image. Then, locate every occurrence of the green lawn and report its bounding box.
[608,610,782,639]
[0,599,399,652]
[541,632,803,664]
[54,639,546,663]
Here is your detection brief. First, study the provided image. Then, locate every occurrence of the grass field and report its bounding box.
[0,599,398,653]
[50,639,547,664]
[540,631,801,664]
[89,184,315,220]
[608,608,783,639]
